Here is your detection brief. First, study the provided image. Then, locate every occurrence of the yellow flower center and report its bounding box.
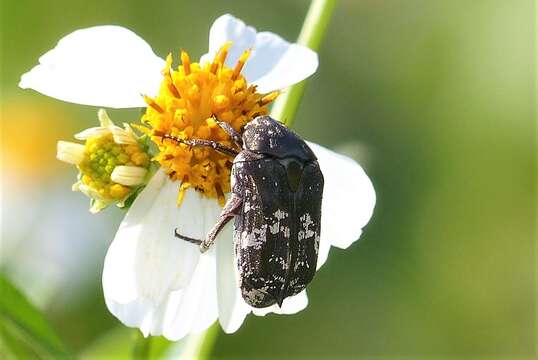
[79,134,149,200]
[142,44,279,205]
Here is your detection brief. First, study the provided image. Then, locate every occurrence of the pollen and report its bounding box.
[78,134,149,200]
[142,45,279,205]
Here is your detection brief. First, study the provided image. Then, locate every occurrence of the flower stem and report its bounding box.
[132,331,151,359]
[178,322,219,359]
[271,0,337,127]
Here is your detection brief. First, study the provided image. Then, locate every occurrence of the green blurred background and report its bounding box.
[1,0,535,358]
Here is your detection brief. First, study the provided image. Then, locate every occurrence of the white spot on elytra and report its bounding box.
[241,224,267,250]
[269,222,279,234]
[274,209,288,220]
[298,213,317,241]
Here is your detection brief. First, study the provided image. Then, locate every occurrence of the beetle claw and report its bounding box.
[199,243,209,253]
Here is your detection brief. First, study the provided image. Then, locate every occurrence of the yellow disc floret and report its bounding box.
[142,44,279,205]
[78,133,149,200]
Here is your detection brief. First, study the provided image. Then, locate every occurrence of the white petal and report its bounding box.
[110,126,138,145]
[56,141,85,165]
[74,183,102,201]
[105,296,160,337]
[308,142,376,269]
[103,171,201,307]
[19,26,165,108]
[243,32,318,93]
[139,205,223,340]
[161,249,219,340]
[97,108,114,127]
[107,268,217,340]
[215,222,251,333]
[110,166,147,186]
[251,290,308,316]
[201,14,318,93]
[74,127,109,140]
[200,14,256,67]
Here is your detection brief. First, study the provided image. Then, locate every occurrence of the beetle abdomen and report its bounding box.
[232,155,323,308]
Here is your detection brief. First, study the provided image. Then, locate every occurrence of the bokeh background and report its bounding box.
[1,0,535,358]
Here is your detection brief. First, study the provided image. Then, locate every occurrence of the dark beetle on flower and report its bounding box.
[167,116,324,308]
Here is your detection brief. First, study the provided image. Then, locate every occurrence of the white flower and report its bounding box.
[20,14,375,340]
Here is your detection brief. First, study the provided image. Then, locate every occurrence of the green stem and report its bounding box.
[176,322,219,360]
[132,332,151,359]
[271,0,337,127]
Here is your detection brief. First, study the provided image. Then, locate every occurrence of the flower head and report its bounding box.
[143,47,278,204]
[19,14,375,341]
[57,109,150,212]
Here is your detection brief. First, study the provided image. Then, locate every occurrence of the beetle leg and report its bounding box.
[161,134,239,157]
[200,194,242,252]
[215,119,243,147]
[174,230,202,246]
[175,194,243,253]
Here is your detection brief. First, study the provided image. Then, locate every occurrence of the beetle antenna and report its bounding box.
[156,132,239,157]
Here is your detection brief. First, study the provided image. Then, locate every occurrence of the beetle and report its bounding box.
[164,115,324,308]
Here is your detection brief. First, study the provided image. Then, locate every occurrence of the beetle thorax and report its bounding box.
[242,116,317,161]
